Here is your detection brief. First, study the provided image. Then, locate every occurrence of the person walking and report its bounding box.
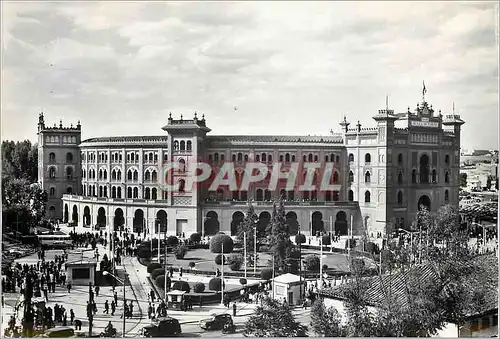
[110,300,116,316]
[70,309,75,325]
[104,300,109,314]
[67,282,72,293]
[114,291,118,306]
[147,302,153,319]
[95,285,100,297]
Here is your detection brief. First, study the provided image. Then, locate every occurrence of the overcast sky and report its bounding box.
[2,1,498,150]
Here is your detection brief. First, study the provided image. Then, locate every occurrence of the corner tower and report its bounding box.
[37,113,82,220]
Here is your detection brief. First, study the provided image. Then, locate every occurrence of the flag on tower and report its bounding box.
[422,81,427,97]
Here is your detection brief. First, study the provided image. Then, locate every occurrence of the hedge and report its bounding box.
[172,280,191,293]
[190,233,202,243]
[155,275,171,290]
[189,262,196,268]
[151,268,166,280]
[174,245,188,259]
[147,263,162,274]
[208,277,224,291]
[261,268,273,280]
[193,282,205,293]
[345,238,357,249]
[228,254,243,271]
[295,234,306,244]
[166,236,179,247]
[239,278,247,285]
[215,254,227,265]
[304,255,320,271]
[321,235,331,246]
[210,234,234,254]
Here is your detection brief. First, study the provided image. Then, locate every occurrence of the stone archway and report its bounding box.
[72,205,78,223]
[64,204,69,223]
[97,207,106,228]
[114,208,125,231]
[156,210,167,233]
[133,209,144,233]
[231,211,245,236]
[312,211,324,235]
[204,211,220,236]
[335,211,348,236]
[257,211,271,236]
[286,212,299,235]
[83,206,91,226]
[418,195,431,211]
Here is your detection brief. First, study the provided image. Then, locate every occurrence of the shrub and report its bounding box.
[259,245,270,252]
[289,248,301,259]
[210,234,234,254]
[228,254,243,271]
[261,268,273,280]
[345,238,357,249]
[151,268,165,280]
[193,282,205,293]
[137,246,151,259]
[172,280,191,293]
[174,244,188,259]
[321,235,331,246]
[366,242,379,254]
[166,236,179,247]
[189,262,196,268]
[304,255,320,271]
[322,264,329,271]
[295,234,306,244]
[239,278,247,285]
[208,277,224,291]
[215,254,227,265]
[190,233,202,243]
[155,275,171,290]
[147,263,162,274]
[352,258,365,272]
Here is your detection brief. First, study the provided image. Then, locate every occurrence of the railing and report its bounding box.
[202,200,359,207]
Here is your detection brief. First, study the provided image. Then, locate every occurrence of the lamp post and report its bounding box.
[244,231,247,280]
[221,242,225,305]
[253,221,257,274]
[102,271,126,337]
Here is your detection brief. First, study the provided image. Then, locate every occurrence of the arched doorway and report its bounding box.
[311,211,324,235]
[257,211,271,236]
[286,212,299,235]
[231,211,245,236]
[83,206,91,226]
[418,195,431,211]
[204,211,220,236]
[419,154,430,183]
[114,208,125,231]
[133,209,144,233]
[97,207,106,228]
[156,210,167,233]
[72,205,78,223]
[64,204,69,223]
[335,211,348,236]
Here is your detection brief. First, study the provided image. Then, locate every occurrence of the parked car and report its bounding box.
[140,317,181,337]
[199,313,233,331]
[37,326,75,338]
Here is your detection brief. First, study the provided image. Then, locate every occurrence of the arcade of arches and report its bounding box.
[418,195,431,211]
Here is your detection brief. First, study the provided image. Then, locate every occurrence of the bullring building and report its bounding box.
[38,93,464,238]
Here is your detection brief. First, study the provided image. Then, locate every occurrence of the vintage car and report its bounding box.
[139,317,181,337]
[38,326,75,338]
[199,313,233,331]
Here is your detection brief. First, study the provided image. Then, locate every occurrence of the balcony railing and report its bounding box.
[202,200,358,207]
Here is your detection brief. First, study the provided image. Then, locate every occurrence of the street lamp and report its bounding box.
[253,220,258,274]
[102,271,126,338]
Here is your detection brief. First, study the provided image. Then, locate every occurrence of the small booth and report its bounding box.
[65,259,97,286]
[166,290,186,310]
[272,273,305,306]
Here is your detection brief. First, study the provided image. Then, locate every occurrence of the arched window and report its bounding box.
[49,167,56,179]
[268,155,272,162]
[445,154,450,165]
[325,155,329,163]
[67,187,72,194]
[174,141,179,150]
[99,169,103,180]
[179,159,186,172]
[333,172,339,184]
[152,170,157,182]
[314,155,318,162]
[131,153,135,162]
[280,155,284,162]
[66,152,73,163]
[445,172,449,183]
[308,154,313,162]
[398,153,403,165]
[99,186,103,197]
[264,189,271,201]
[154,153,158,163]
[238,153,243,162]
[149,152,153,163]
[262,153,267,162]
[187,141,192,151]
[365,171,371,183]
[112,170,116,180]
[365,191,371,203]
[144,171,151,181]
[214,153,219,162]
[256,189,263,201]
[412,169,417,184]
[333,191,339,201]
[255,154,260,162]
[49,153,56,163]
[103,169,107,180]
[152,188,157,200]
[180,141,186,151]
[244,154,249,162]
[50,187,55,196]
[444,190,449,203]
[303,155,307,163]
[348,153,354,162]
[285,153,290,163]
[330,154,335,162]
[397,191,403,206]
[398,172,403,184]
[112,186,116,198]
[128,170,132,181]
[348,190,354,201]
[133,187,138,198]
[66,167,73,180]
[145,187,151,199]
[209,154,213,162]
[292,155,296,162]
[348,171,354,183]
[178,179,186,192]
[104,186,107,197]
[365,153,371,163]
[432,169,437,183]
[232,154,236,162]
[133,170,138,181]
[117,169,121,180]
[420,154,430,183]
[117,187,122,199]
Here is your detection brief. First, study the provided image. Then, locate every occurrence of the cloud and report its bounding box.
[1,1,498,150]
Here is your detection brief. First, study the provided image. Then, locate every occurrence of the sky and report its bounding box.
[2,1,499,150]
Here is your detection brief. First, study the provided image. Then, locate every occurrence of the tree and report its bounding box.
[237,203,259,265]
[304,255,320,271]
[208,278,224,291]
[2,140,38,182]
[244,297,308,337]
[228,253,243,271]
[172,281,190,293]
[193,282,205,293]
[166,236,179,247]
[174,244,188,259]
[267,198,295,273]
[190,232,202,243]
[210,234,234,253]
[459,173,467,187]
[310,300,343,337]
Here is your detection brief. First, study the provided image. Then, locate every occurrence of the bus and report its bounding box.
[37,234,72,249]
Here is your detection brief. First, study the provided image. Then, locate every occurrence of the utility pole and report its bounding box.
[164,228,168,304]
[221,242,224,305]
[254,224,257,274]
[272,254,275,299]
[244,231,247,280]
[319,238,323,290]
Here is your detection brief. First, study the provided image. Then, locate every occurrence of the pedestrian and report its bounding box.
[148,302,153,319]
[63,312,67,326]
[114,291,118,306]
[67,282,72,293]
[70,309,75,324]
[129,301,134,318]
[233,303,237,317]
[74,319,82,331]
[104,300,109,314]
[150,289,155,303]
[95,285,100,297]
[111,300,116,316]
